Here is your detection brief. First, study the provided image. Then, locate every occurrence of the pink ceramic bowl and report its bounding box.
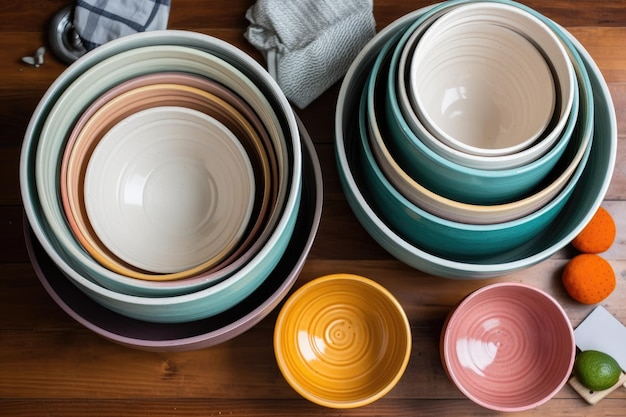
[440,282,575,412]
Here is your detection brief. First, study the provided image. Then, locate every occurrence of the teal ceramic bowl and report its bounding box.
[20,31,303,321]
[381,0,581,205]
[367,28,588,226]
[335,4,616,278]
[359,84,590,260]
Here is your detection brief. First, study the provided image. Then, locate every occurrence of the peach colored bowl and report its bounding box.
[440,282,575,412]
[61,75,278,282]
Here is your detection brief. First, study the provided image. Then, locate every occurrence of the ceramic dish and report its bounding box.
[21,34,302,314]
[398,0,575,167]
[388,0,578,182]
[274,273,411,408]
[334,2,616,278]
[61,73,278,286]
[22,38,301,298]
[24,115,322,351]
[84,105,255,274]
[440,282,575,411]
[410,21,555,155]
[380,9,579,205]
[367,31,589,225]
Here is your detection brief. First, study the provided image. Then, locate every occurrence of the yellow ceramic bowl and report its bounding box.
[274,273,411,408]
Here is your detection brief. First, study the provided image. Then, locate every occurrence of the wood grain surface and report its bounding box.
[0,1,625,416]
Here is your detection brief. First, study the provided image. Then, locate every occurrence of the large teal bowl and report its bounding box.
[335,3,616,278]
[359,85,590,261]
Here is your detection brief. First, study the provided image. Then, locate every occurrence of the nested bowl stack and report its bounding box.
[335,0,617,278]
[20,30,324,350]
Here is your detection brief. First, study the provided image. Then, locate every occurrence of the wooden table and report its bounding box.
[1,1,624,415]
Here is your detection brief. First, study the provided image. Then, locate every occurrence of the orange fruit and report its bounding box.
[562,254,615,304]
[571,207,616,253]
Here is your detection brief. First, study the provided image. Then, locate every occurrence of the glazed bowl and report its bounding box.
[65,85,266,278]
[83,105,256,274]
[24,115,322,351]
[334,2,616,278]
[360,83,590,260]
[274,273,411,408]
[61,74,275,273]
[377,0,578,205]
[410,16,555,156]
[396,1,575,169]
[21,32,303,315]
[440,282,575,411]
[367,29,590,225]
[61,73,278,290]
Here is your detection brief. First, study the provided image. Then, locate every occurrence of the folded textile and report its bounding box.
[245,0,376,109]
[74,0,171,51]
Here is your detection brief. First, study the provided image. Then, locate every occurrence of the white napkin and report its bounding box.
[73,0,171,51]
[244,0,376,109]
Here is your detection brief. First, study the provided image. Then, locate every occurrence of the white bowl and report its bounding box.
[409,11,555,156]
[84,106,255,274]
[404,1,575,165]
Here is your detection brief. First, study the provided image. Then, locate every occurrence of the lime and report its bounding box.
[574,350,621,391]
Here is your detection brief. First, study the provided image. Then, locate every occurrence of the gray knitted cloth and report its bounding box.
[244,0,376,109]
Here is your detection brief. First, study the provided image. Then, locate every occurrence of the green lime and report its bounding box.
[574,350,621,391]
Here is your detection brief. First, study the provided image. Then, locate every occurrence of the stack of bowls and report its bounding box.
[20,30,323,351]
[335,0,617,278]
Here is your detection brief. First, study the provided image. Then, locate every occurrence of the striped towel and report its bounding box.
[74,0,171,50]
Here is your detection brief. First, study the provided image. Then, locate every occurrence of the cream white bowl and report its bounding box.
[405,1,575,165]
[409,10,554,156]
[84,106,256,274]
